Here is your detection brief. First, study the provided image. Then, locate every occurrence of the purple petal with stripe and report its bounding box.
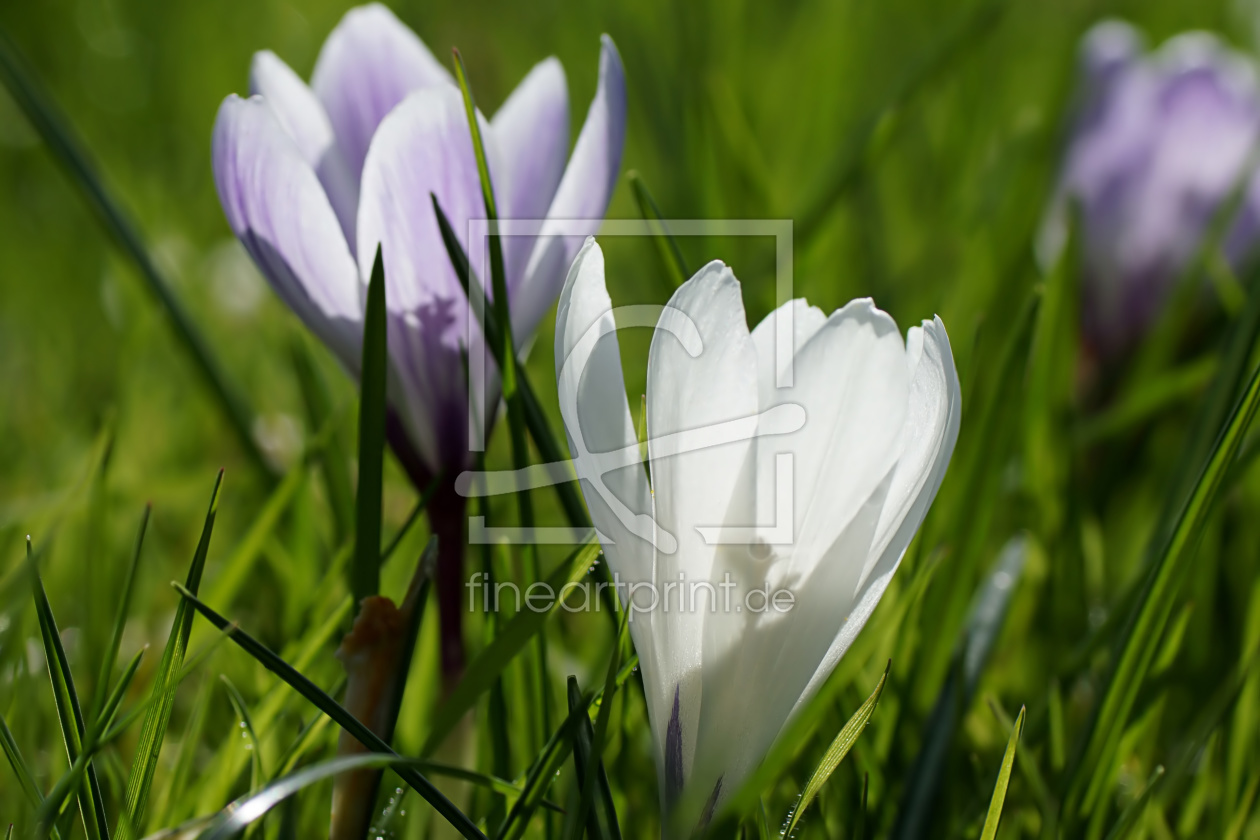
[212,94,363,371]
[511,35,627,341]
[311,3,452,181]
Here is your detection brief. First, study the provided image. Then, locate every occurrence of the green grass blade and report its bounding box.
[291,334,355,547]
[200,754,460,840]
[34,649,143,836]
[430,193,591,532]
[782,661,890,836]
[496,704,584,840]
[410,761,563,813]
[987,697,1057,833]
[496,656,641,840]
[219,676,264,791]
[452,48,554,759]
[0,29,272,480]
[2,711,46,809]
[204,464,305,608]
[423,540,600,756]
[26,538,109,840]
[352,246,388,608]
[171,583,485,840]
[1103,766,1164,840]
[119,470,224,840]
[979,705,1025,840]
[1066,359,1260,819]
[99,648,145,732]
[627,170,690,287]
[566,611,628,840]
[90,505,149,724]
[450,48,510,351]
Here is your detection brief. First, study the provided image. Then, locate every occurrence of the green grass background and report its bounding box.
[3,0,1260,836]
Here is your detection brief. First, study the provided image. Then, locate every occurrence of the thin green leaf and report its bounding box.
[627,170,690,287]
[352,246,388,607]
[205,464,305,608]
[566,611,628,840]
[423,540,600,756]
[1067,358,1260,819]
[220,676,264,791]
[782,661,891,836]
[0,29,271,479]
[429,192,591,532]
[452,48,554,758]
[416,761,564,813]
[987,696,1057,834]
[172,583,485,840]
[1103,766,1164,840]
[291,334,355,546]
[979,705,1025,840]
[99,647,144,734]
[27,537,109,840]
[199,754,454,840]
[120,470,224,840]
[35,649,145,836]
[497,656,641,840]
[91,505,149,725]
[2,711,46,809]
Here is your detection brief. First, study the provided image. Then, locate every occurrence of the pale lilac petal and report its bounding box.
[357,85,488,472]
[491,57,570,286]
[511,35,627,341]
[249,50,359,248]
[212,94,362,370]
[311,3,452,180]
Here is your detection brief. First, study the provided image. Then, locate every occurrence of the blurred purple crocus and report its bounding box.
[212,3,627,674]
[1041,21,1260,358]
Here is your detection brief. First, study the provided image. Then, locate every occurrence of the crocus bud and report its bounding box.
[1041,20,1260,357]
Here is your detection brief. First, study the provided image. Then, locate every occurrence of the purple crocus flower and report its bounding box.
[1042,21,1260,357]
[212,3,627,673]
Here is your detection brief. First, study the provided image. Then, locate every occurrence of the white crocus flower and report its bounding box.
[554,238,961,834]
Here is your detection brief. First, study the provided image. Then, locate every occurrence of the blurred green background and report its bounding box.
[4,0,1260,836]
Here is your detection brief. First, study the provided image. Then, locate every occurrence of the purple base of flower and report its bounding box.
[386,409,467,680]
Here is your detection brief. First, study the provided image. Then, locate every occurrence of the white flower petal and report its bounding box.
[789,315,961,720]
[759,298,910,572]
[644,260,760,805]
[554,238,654,585]
[750,297,827,410]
